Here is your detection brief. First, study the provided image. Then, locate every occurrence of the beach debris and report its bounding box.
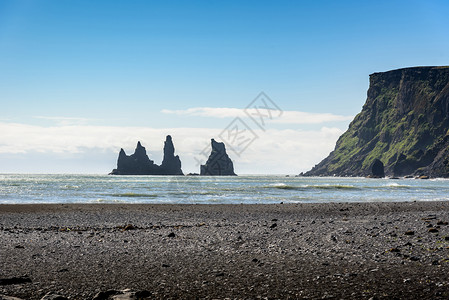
[93,290,122,300]
[40,293,68,300]
[123,224,136,231]
[422,215,437,221]
[0,276,32,285]
[0,295,24,300]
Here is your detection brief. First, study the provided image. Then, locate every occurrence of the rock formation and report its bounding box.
[200,139,237,176]
[305,66,449,177]
[160,135,183,175]
[370,159,385,178]
[110,135,183,175]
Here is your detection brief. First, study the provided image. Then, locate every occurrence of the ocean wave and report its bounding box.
[109,193,158,198]
[267,183,359,190]
[383,182,411,188]
[61,185,80,190]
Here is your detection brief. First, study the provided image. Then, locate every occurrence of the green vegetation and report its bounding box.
[306,66,449,177]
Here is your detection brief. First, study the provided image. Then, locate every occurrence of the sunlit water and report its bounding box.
[0,174,448,204]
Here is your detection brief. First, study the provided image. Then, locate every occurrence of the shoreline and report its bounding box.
[1,201,449,299]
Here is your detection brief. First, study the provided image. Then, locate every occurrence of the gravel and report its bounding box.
[1,202,449,299]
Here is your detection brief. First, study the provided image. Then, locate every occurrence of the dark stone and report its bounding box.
[110,135,183,175]
[428,228,439,233]
[167,232,176,238]
[270,223,277,229]
[0,276,32,285]
[371,159,385,178]
[404,231,414,236]
[200,139,237,176]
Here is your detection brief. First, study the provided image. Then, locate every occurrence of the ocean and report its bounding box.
[0,174,448,204]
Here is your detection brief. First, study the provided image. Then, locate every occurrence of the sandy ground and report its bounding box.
[1,202,449,299]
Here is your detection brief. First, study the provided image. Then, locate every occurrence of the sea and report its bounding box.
[0,174,448,204]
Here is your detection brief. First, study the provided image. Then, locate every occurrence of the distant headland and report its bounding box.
[304,66,449,178]
[110,136,237,176]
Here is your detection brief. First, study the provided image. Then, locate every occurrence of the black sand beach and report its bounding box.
[1,202,449,299]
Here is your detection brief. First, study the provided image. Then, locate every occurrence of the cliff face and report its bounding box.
[110,135,183,175]
[305,66,449,177]
[200,139,237,176]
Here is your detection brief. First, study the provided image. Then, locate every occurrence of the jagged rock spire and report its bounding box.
[200,139,237,176]
[110,136,183,175]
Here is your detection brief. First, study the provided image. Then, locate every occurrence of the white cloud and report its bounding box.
[162,107,353,124]
[0,121,343,174]
[34,116,92,126]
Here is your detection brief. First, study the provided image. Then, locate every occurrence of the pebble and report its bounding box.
[404,231,414,236]
[428,228,439,233]
[167,232,176,238]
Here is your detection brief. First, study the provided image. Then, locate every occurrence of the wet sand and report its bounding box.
[1,202,449,299]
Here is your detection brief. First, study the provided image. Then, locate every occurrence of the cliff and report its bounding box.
[110,135,183,175]
[305,66,449,177]
[200,139,237,176]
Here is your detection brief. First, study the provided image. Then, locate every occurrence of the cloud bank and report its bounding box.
[162,107,353,124]
[0,121,344,174]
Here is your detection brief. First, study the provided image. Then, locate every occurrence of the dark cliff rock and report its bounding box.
[160,135,183,175]
[305,66,449,177]
[370,159,385,178]
[110,136,183,175]
[200,139,237,176]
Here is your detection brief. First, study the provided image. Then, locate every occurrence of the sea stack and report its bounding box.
[160,135,183,175]
[110,136,183,175]
[305,66,449,178]
[200,139,237,176]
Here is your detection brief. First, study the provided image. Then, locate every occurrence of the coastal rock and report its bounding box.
[160,135,183,175]
[200,139,237,176]
[305,66,449,177]
[110,136,183,175]
[371,159,385,178]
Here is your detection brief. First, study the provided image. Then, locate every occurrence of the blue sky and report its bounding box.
[0,0,448,174]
